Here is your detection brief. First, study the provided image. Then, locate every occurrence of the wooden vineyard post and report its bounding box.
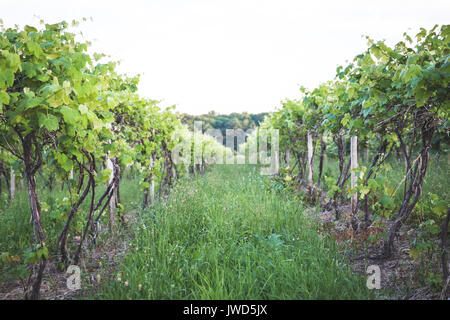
[273,140,279,176]
[172,167,177,180]
[150,156,155,204]
[150,130,156,203]
[285,148,290,166]
[351,135,358,217]
[106,155,116,232]
[274,151,279,175]
[10,167,15,201]
[307,131,314,189]
[20,172,24,190]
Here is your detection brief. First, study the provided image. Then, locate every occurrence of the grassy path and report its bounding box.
[96,165,373,299]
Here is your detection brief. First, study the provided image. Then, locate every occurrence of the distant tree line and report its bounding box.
[177,111,268,137]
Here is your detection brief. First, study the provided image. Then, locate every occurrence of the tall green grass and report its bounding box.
[95,165,374,299]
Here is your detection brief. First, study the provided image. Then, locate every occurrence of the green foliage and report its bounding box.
[178,111,268,140]
[257,25,449,260]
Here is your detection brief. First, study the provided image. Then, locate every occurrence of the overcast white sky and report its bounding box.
[1,0,449,115]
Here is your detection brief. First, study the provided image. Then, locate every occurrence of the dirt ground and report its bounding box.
[305,202,449,300]
[0,210,137,300]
